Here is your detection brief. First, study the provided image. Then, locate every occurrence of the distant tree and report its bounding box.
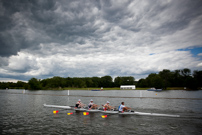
[146,73,158,87]
[0,82,9,89]
[16,81,25,88]
[193,70,202,88]
[91,77,101,87]
[85,78,94,87]
[64,77,72,87]
[28,78,42,90]
[101,76,113,87]
[114,76,135,87]
[159,69,172,89]
[171,70,183,87]
[114,77,122,87]
[180,68,191,77]
[72,78,86,88]
[137,78,148,87]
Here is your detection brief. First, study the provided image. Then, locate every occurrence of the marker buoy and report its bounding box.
[101,115,107,118]
[67,112,73,115]
[53,110,59,114]
[83,112,89,115]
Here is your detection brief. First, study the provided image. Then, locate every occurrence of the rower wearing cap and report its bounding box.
[102,101,114,111]
[88,99,99,109]
[75,99,85,108]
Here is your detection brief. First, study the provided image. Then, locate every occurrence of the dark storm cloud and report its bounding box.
[0,0,99,57]
[1,0,202,57]
[153,0,202,35]
[0,0,202,82]
[0,0,56,56]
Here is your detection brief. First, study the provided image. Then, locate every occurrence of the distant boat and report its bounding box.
[147,88,162,91]
[91,89,102,91]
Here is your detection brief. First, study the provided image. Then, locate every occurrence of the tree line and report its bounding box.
[28,76,135,90]
[137,68,202,89]
[0,68,201,90]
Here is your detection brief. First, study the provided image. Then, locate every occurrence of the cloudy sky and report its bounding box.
[0,0,202,82]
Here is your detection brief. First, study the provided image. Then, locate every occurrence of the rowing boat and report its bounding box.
[119,111,135,115]
[101,110,119,114]
[86,109,102,112]
[43,104,72,109]
[134,111,180,117]
[43,104,180,117]
[74,108,87,112]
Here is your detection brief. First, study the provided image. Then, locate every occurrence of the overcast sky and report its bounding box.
[0,0,202,82]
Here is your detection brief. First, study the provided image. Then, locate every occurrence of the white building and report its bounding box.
[120,85,136,89]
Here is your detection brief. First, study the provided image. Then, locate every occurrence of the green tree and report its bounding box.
[65,77,72,87]
[193,70,202,88]
[91,77,101,87]
[180,68,191,77]
[146,73,158,87]
[16,81,25,88]
[159,69,172,89]
[137,78,148,87]
[101,76,113,87]
[114,76,135,87]
[72,78,86,88]
[28,78,42,90]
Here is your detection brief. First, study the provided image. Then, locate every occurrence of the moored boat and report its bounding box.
[91,89,102,91]
[147,88,162,91]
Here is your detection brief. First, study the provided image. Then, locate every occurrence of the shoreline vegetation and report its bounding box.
[0,68,201,90]
[42,87,200,90]
[46,87,188,90]
[2,87,199,90]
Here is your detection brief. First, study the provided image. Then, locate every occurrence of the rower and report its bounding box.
[102,101,114,111]
[75,99,85,108]
[118,102,131,113]
[88,99,99,109]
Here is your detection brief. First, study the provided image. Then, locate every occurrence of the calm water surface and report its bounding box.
[0,89,202,135]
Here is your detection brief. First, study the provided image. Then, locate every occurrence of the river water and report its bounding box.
[0,89,202,135]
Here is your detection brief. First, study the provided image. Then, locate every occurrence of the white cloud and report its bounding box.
[197,63,202,67]
[198,53,202,56]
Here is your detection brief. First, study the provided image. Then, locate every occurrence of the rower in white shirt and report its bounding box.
[118,102,131,113]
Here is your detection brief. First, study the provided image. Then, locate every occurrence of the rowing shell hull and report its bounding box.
[101,111,119,114]
[74,108,87,112]
[119,111,180,117]
[119,112,135,115]
[134,112,180,117]
[43,104,72,109]
[86,109,102,112]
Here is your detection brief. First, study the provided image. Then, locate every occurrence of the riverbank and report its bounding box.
[2,87,195,90]
[40,87,187,90]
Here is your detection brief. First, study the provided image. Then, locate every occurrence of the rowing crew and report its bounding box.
[75,99,131,112]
